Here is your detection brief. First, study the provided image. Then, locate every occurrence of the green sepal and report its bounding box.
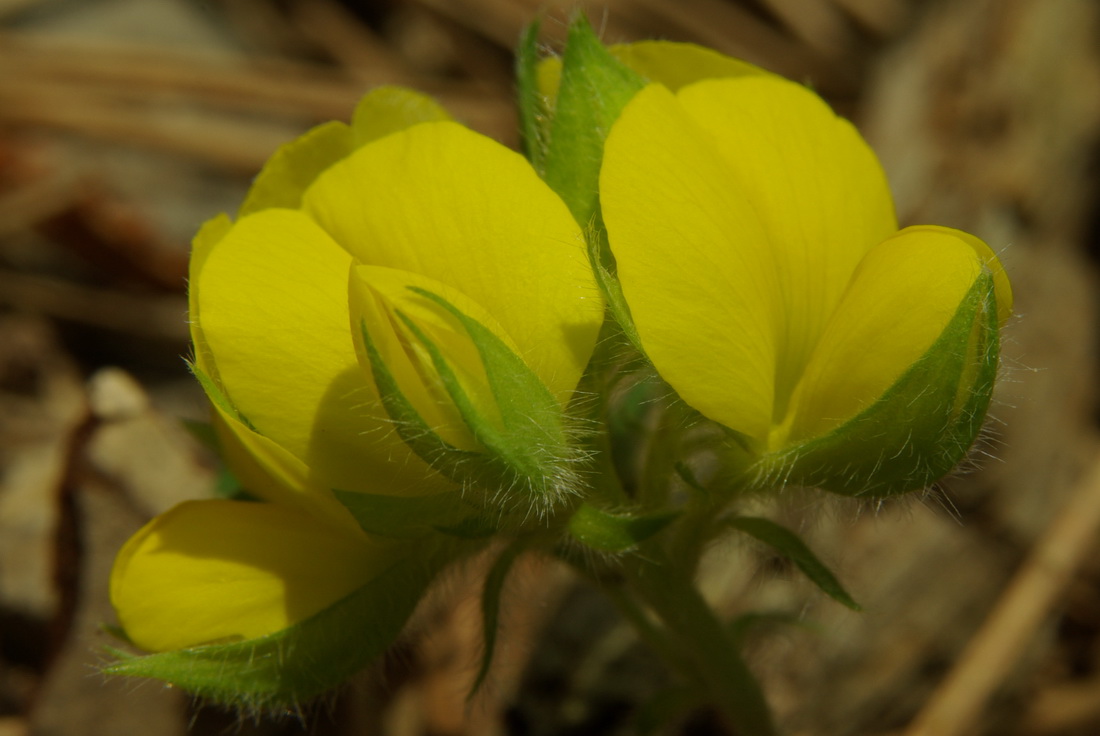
[188,361,253,431]
[399,287,579,506]
[538,15,647,347]
[760,272,1000,497]
[726,516,860,611]
[469,536,529,698]
[568,502,679,553]
[103,545,454,712]
[587,232,643,350]
[516,20,548,172]
[356,318,486,485]
[542,14,645,227]
[333,488,480,538]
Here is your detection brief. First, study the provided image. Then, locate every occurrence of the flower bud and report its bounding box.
[350,265,583,513]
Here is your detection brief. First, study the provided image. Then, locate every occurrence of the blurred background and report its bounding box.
[0,0,1098,734]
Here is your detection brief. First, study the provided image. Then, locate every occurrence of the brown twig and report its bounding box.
[904,446,1100,736]
[0,269,189,341]
[0,32,516,152]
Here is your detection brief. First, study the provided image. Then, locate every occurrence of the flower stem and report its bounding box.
[621,552,776,735]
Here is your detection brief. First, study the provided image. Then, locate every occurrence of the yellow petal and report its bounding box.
[535,42,764,108]
[349,265,522,450]
[535,55,563,102]
[351,86,451,148]
[781,227,985,445]
[903,225,1013,324]
[188,213,232,386]
[210,402,362,534]
[674,76,898,414]
[238,87,449,219]
[111,500,392,652]
[601,83,780,442]
[239,121,354,217]
[610,41,766,90]
[196,208,445,496]
[303,121,601,405]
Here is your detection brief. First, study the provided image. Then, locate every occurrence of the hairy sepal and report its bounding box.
[359,287,582,517]
[399,287,582,513]
[516,20,549,172]
[567,502,679,553]
[103,543,452,713]
[756,272,1000,497]
[541,14,646,347]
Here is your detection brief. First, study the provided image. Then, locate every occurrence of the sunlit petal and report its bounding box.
[304,121,601,405]
[197,208,445,495]
[601,83,779,442]
[675,76,898,412]
[110,500,392,652]
[782,227,985,445]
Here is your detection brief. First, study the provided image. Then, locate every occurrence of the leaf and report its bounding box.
[568,502,679,552]
[726,516,861,611]
[469,537,529,698]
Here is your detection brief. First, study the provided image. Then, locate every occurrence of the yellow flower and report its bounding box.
[194,89,602,499]
[597,49,1012,495]
[110,88,603,655]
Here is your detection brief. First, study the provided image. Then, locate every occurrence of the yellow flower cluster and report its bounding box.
[108,31,1010,709]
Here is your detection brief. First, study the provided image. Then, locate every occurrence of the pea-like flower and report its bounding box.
[596,48,1012,496]
[108,88,602,685]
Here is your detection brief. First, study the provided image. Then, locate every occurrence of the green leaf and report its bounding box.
[515,20,548,172]
[760,272,1000,497]
[726,516,860,611]
[568,502,679,552]
[469,537,529,698]
[103,546,452,711]
[673,461,709,499]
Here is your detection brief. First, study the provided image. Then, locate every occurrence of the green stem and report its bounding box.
[622,552,776,736]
